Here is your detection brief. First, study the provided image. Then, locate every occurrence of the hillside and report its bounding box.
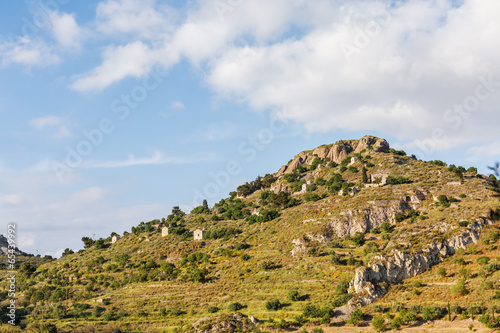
[1,135,499,333]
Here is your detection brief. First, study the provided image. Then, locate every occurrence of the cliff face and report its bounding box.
[330,199,411,238]
[277,135,389,176]
[348,218,493,307]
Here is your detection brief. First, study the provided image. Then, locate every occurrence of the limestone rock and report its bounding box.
[348,218,493,307]
[327,142,352,164]
[313,146,330,159]
[354,135,377,153]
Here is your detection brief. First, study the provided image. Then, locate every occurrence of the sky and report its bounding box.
[0,0,499,257]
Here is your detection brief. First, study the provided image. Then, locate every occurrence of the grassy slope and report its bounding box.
[1,142,499,332]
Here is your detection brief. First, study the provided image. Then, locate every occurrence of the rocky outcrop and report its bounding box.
[327,142,352,164]
[348,218,493,307]
[313,146,330,159]
[276,136,390,175]
[0,234,25,256]
[330,199,411,238]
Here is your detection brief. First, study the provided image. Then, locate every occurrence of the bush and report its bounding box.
[454,257,466,265]
[386,175,412,185]
[451,279,467,295]
[332,294,352,307]
[347,308,364,325]
[437,267,447,278]
[477,256,490,265]
[421,306,443,321]
[390,316,403,330]
[381,222,392,232]
[304,193,322,202]
[241,253,251,261]
[265,299,283,311]
[288,290,301,302]
[395,212,407,222]
[303,304,333,318]
[207,306,219,313]
[392,302,404,312]
[372,316,386,331]
[228,302,244,311]
[351,232,365,246]
[403,312,417,323]
[312,328,324,333]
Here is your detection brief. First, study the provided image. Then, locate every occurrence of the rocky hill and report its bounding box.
[0,234,26,256]
[1,135,499,333]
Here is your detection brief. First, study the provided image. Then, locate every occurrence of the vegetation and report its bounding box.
[2,137,499,333]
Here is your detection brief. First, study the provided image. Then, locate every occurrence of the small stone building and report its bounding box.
[161,227,169,237]
[151,224,160,230]
[111,235,122,244]
[194,229,206,241]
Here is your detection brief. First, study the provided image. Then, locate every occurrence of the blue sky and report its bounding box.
[1,0,499,257]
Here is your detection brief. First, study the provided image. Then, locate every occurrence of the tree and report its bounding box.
[362,167,368,183]
[61,248,74,257]
[19,262,36,278]
[81,237,94,249]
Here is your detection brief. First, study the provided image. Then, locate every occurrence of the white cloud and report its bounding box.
[49,11,84,49]
[95,0,177,39]
[81,151,215,169]
[169,101,185,110]
[70,41,176,92]
[29,115,73,139]
[466,141,500,161]
[0,37,59,67]
[30,115,62,130]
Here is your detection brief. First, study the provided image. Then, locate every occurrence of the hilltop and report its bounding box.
[1,135,499,333]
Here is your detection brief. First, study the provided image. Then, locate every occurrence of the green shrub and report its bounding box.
[304,193,322,202]
[459,221,469,227]
[372,316,386,331]
[453,257,466,265]
[351,232,365,246]
[288,290,301,302]
[390,316,403,330]
[403,312,417,323]
[347,308,364,325]
[207,306,219,313]
[421,306,443,321]
[265,299,283,311]
[477,256,490,265]
[392,302,404,312]
[312,328,324,333]
[437,267,446,278]
[332,294,352,307]
[228,302,244,311]
[451,279,467,296]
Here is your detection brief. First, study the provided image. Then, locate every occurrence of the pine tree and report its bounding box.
[362,167,368,183]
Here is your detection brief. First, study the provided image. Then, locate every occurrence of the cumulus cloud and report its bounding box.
[0,37,59,67]
[49,11,84,49]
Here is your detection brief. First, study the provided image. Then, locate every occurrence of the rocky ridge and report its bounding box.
[348,217,493,306]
